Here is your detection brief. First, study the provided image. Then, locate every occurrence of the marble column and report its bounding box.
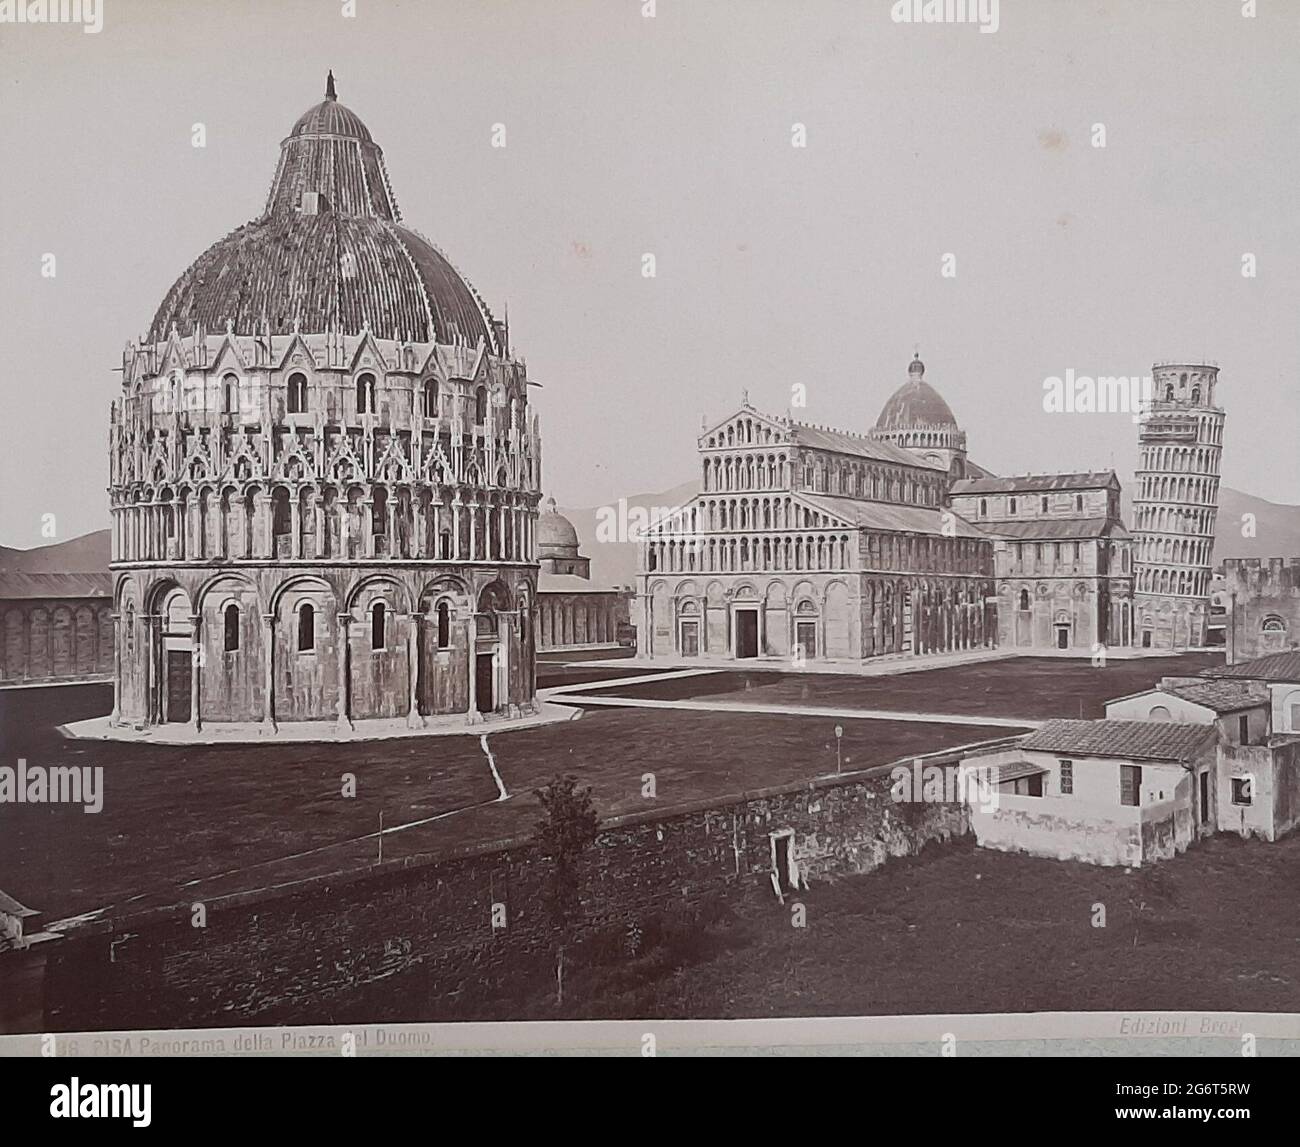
[261,613,276,732]
[189,613,201,732]
[335,612,352,734]
[465,615,479,724]
[407,613,422,729]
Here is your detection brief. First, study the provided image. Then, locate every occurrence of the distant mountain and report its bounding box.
[0,530,110,573]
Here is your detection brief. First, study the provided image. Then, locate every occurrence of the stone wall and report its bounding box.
[38,754,976,1032]
[1222,558,1300,663]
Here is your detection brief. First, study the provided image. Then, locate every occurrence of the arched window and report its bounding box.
[1190,385,1201,404]
[437,601,450,648]
[222,373,239,415]
[1165,383,1175,401]
[474,385,488,425]
[356,373,376,415]
[298,602,315,652]
[223,603,240,652]
[287,372,308,414]
[423,378,439,418]
[439,530,451,560]
[1262,616,1287,633]
[1148,705,1171,721]
[1018,589,1030,611]
[371,601,386,650]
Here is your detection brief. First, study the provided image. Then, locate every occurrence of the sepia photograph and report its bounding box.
[0,0,1296,1114]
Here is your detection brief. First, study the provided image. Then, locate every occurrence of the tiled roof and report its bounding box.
[0,572,111,601]
[1020,719,1215,762]
[1204,652,1300,684]
[148,84,498,349]
[798,493,990,539]
[1162,680,1270,713]
[950,472,1118,495]
[788,423,942,469]
[973,517,1128,541]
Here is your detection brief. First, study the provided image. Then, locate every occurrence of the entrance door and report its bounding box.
[165,650,191,723]
[795,621,816,660]
[680,620,699,657]
[1055,625,1070,649]
[475,653,495,713]
[772,833,794,893]
[1141,629,1152,648]
[735,609,758,659]
[1199,770,1211,826]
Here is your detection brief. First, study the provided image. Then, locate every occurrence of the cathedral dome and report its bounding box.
[147,74,498,349]
[538,497,581,558]
[875,354,959,430]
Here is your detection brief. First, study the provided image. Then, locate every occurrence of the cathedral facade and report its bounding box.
[636,360,997,664]
[108,78,542,733]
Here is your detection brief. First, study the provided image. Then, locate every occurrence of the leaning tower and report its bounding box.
[1132,363,1225,649]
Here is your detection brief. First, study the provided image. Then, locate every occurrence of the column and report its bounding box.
[469,503,478,562]
[335,612,351,734]
[758,604,766,656]
[452,499,462,560]
[407,613,422,728]
[339,497,350,559]
[110,611,121,725]
[485,502,494,562]
[413,495,426,559]
[313,495,324,560]
[363,498,376,557]
[290,495,302,559]
[261,613,276,732]
[189,613,201,732]
[387,496,398,558]
[465,616,478,723]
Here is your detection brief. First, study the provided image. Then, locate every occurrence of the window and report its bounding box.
[1008,497,1017,514]
[1059,759,1073,795]
[1018,589,1030,611]
[437,601,450,649]
[298,602,315,652]
[1231,775,1253,806]
[474,386,488,425]
[979,498,987,517]
[1041,496,1048,513]
[423,379,438,418]
[1119,764,1142,807]
[1261,616,1287,633]
[223,603,240,652]
[287,372,308,414]
[1238,714,1250,744]
[1075,494,1083,512]
[439,530,451,560]
[356,372,376,414]
[371,601,386,650]
[222,373,239,414]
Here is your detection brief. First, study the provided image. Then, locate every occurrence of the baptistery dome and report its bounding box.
[148,73,498,349]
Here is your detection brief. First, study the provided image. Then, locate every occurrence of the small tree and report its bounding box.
[534,773,599,1006]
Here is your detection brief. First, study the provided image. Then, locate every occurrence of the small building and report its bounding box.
[536,498,632,651]
[1202,651,1300,736]
[0,572,114,686]
[1103,678,1271,746]
[964,719,1218,867]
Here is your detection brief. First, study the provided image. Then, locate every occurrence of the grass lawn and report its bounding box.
[591,654,1224,720]
[0,695,1016,921]
[408,832,1300,1022]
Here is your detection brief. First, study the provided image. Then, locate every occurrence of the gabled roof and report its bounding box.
[798,493,989,538]
[0,572,111,601]
[1020,719,1216,762]
[1162,680,1270,713]
[788,422,944,469]
[951,472,1118,495]
[975,518,1129,541]
[1203,652,1300,685]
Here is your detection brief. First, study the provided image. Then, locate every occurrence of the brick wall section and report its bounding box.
[40,748,989,1032]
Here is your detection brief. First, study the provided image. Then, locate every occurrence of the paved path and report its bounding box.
[545,692,1041,729]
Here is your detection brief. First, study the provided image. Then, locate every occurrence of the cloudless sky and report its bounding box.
[1,0,1296,547]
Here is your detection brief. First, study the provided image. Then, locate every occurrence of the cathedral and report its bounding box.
[108,77,543,733]
[638,355,1224,662]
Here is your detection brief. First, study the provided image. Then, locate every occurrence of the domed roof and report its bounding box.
[875,353,958,430]
[537,497,580,556]
[148,74,498,349]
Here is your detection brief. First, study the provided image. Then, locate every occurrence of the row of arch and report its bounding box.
[1131,503,1216,535]
[1137,444,1221,475]
[704,417,782,449]
[112,482,536,565]
[1134,474,1220,506]
[1135,535,1213,567]
[1,602,114,683]
[1135,567,1212,596]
